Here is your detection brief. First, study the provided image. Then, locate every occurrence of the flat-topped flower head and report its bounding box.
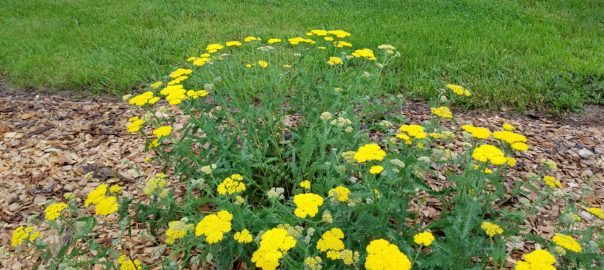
[195,210,233,244]
[169,68,192,78]
[251,228,297,270]
[414,231,435,246]
[316,228,345,260]
[95,196,119,215]
[543,176,562,188]
[293,193,324,218]
[431,106,453,119]
[166,220,189,244]
[461,125,491,139]
[217,174,246,195]
[206,43,224,53]
[351,48,376,61]
[446,84,471,96]
[493,130,527,144]
[369,165,384,175]
[44,203,68,221]
[85,184,108,207]
[587,207,604,219]
[118,255,143,270]
[153,126,172,139]
[234,229,253,243]
[299,180,311,190]
[327,56,343,65]
[11,226,39,247]
[365,239,412,270]
[481,221,504,237]
[552,233,582,253]
[225,41,242,47]
[328,186,351,202]
[399,124,427,139]
[515,249,556,270]
[472,144,508,165]
[353,143,386,163]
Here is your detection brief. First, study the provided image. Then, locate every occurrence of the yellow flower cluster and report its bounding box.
[369,165,384,174]
[306,29,351,38]
[169,68,193,78]
[493,130,527,145]
[461,125,491,139]
[341,249,360,265]
[188,54,211,67]
[217,173,246,195]
[353,143,386,163]
[316,228,346,260]
[244,36,261,42]
[267,38,282,44]
[446,84,472,96]
[327,56,343,65]
[288,37,316,45]
[206,44,224,53]
[85,184,108,207]
[150,81,163,89]
[258,60,269,68]
[431,106,453,119]
[127,116,145,133]
[186,89,209,99]
[11,226,39,247]
[165,220,191,244]
[160,84,187,105]
[351,49,376,61]
[481,221,504,237]
[397,124,427,144]
[234,229,253,243]
[365,239,412,270]
[143,173,168,196]
[195,210,233,244]
[118,255,143,270]
[251,228,297,270]
[413,231,435,246]
[472,144,509,165]
[587,207,604,219]
[152,126,172,139]
[293,193,324,218]
[335,40,352,48]
[503,123,515,131]
[44,202,68,221]
[304,256,322,270]
[328,186,350,202]
[226,40,242,47]
[128,91,159,106]
[515,249,556,270]
[96,196,119,215]
[299,180,311,190]
[543,176,562,188]
[552,233,582,253]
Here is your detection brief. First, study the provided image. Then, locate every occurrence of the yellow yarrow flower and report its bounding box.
[472,144,508,165]
[365,239,412,270]
[258,60,269,68]
[299,180,311,190]
[44,203,68,221]
[328,186,351,202]
[304,256,322,270]
[85,184,108,207]
[341,249,360,265]
[587,207,604,219]
[413,231,435,246]
[493,130,527,144]
[165,220,188,244]
[128,91,155,106]
[351,48,376,61]
[11,226,38,247]
[503,123,515,131]
[293,193,324,218]
[431,106,453,119]
[353,143,386,163]
[118,255,143,270]
[543,176,562,188]
[144,173,168,195]
[288,37,316,45]
[251,228,297,270]
[481,221,504,237]
[369,165,384,175]
[109,184,122,193]
[225,41,242,47]
[334,40,352,48]
[327,30,351,38]
[234,229,253,243]
[150,81,163,89]
[153,126,172,139]
[461,125,491,139]
[398,124,427,140]
[169,68,192,79]
[95,196,119,215]
[244,36,261,42]
[511,142,529,151]
[446,84,472,96]
[195,210,233,244]
[205,43,224,53]
[127,116,145,133]
[316,228,345,260]
[515,249,556,270]
[267,38,282,44]
[217,174,246,195]
[552,233,582,253]
[327,56,343,65]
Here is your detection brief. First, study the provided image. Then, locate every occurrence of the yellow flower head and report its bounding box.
[503,123,515,131]
[226,41,242,47]
[144,173,168,195]
[304,256,322,270]
[150,81,163,89]
[288,37,316,45]
[369,165,384,175]
[472,144,508,165]
[153,126,172,139]
[95,196,119,216]
[166,220,189,244]
[334,41,352,48]
[85,184,108,207]
[413,231,435,246]
[398,124,427,140]
[169,68,192,79]
[431,106,453,119]
[543,176,562,188]
[234,229,254,244]
[351,48,376,61]
[244,36,261,42]
[299,180,311,190]
[515,249,556,270]
[493,131,527,144]
[316,228,345,260]
[45,203,68,221]
[481,221,504,237]
[251,228,297,270]
[206,43,224,53]
[327,56,343,65]
[587,207,604,219]
[293,193,324,218]
[341,249,360,265]
[353,143,386,163]
[11,226,38,247]
[109,184,122,193]
[327,30,351,38]
[461,125,491,139]
[195,210,233,244]
[552,233,582,253]
[328,186,351,202]
[258,60,269,68]
[217,174,246,195]
[511,142,529,151]
[365,239,412,270]
[127,116,145,133]
[118,255,143,270]
[128,91,155,107]
[446,84,471,96]
[267,38,282,44]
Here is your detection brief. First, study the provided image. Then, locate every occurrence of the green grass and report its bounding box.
[1,0,603,111]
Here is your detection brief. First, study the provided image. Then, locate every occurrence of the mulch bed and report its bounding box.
[0,90,602,269]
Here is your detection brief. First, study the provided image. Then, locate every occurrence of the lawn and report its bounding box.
[0,0,603,111]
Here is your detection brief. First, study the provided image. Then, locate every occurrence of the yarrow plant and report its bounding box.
[9,29,602,269]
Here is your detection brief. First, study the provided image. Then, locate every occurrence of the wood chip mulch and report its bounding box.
[0,91,602,269]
